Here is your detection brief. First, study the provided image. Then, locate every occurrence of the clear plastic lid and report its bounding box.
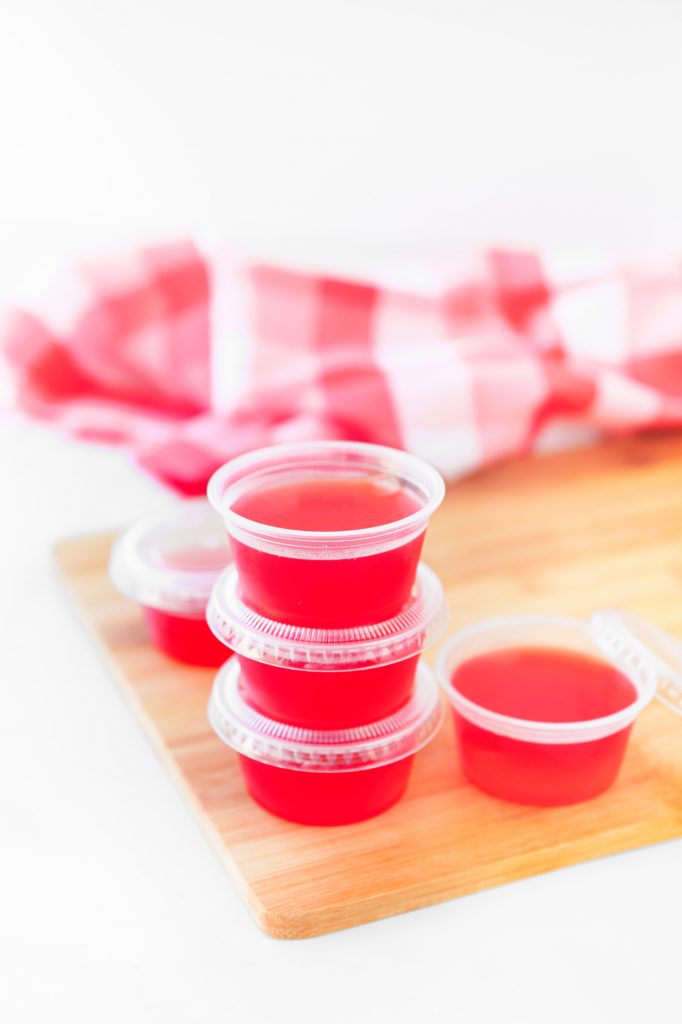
[590,609,682,717]
[109,499,232,616]
[207,563,448,669]
[208,659,443,772]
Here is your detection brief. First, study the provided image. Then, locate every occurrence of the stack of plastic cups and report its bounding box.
[206,441,448,825]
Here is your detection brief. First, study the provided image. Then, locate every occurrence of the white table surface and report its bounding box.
[1,421,680,1024]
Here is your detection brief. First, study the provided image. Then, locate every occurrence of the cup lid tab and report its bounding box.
[590,610,682,717]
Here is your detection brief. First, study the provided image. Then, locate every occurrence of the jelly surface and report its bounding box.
[232,473,422,530]
[230,475,425,627]
[450,647,638,806]
[452,647,637,722]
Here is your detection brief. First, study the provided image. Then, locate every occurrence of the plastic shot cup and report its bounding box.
[208,659,443,825]
[207,441,445,628]
[436,611,682,807]
[207,562,448,728]
[109,499,232,667]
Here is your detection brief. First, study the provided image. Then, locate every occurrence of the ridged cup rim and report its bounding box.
[207,441,445,557]
[207,562,448,669]
[208,659,443,772]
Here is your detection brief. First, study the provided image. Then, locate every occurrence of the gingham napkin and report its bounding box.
[3,241,682,493]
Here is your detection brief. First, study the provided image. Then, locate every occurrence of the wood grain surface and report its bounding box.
[55,433,682,939]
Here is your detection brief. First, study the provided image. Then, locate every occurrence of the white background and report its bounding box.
[3,0,682,293]
[2,1,682,1022]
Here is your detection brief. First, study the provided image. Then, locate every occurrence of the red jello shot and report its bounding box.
[208,659,443,825]
[109,499,232,667]
[207,562,448,728]
[207,441,445,628]
[436,611,682,807]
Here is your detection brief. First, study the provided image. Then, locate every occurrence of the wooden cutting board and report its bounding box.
[55,433,682,939]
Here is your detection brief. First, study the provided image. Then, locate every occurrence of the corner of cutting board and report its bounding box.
[247,889,353,941]
[247,893,329,941]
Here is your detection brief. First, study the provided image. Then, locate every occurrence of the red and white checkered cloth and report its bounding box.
[3,241,682,494]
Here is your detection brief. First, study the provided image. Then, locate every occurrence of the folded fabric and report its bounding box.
[3,241,682,494]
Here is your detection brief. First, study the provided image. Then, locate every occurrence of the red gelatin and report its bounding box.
[230,476,424,626]
[451,649,638,804]
[236,653,420,729]
[239,753,414,825]
[453,648,638,722]
[207,563,448,728]
[452,712,634,806]
[208,659,443,826]
[142,606,228,668]
[437,625,650,807]
[229,530,425,628]
[208,442,445,628]
[232,474,423,532]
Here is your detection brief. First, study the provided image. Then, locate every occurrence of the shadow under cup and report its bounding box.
[207,441,445,628]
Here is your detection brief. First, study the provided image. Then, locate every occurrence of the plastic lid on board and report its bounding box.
[207,563,449,669]
[589,609,682,717]
[109,499,232,616]
[208,659,443,772]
